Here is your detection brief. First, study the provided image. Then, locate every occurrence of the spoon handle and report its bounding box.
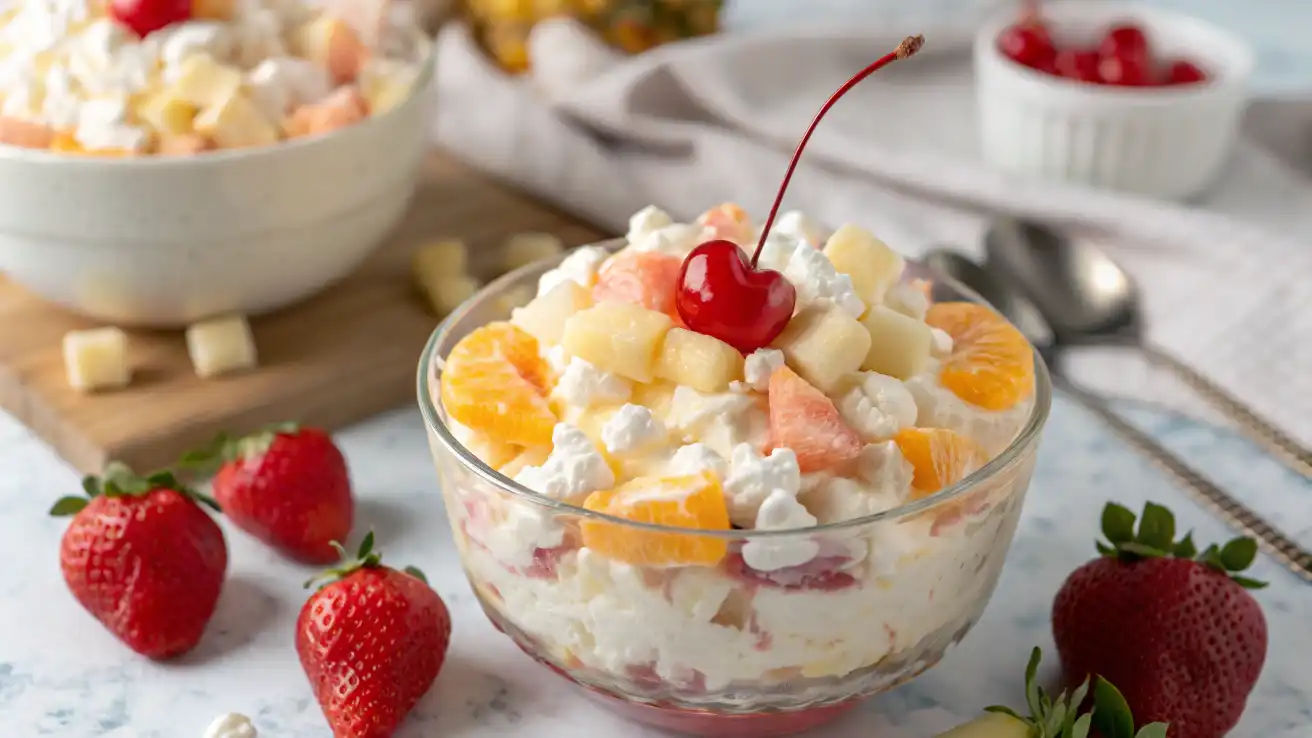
[1139,343,1312,480]
[1056,376,1312,584]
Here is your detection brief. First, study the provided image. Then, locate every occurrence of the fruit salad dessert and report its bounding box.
[422,36,1049,735]
[0,0,425,156]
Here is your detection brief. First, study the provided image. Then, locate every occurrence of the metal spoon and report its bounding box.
[926,248,1312,583]
[984,218,1312,479]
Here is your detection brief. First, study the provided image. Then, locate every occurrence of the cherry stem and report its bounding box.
[750,35,925,268]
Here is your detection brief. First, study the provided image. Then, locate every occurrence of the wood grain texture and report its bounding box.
[0,152,607,475]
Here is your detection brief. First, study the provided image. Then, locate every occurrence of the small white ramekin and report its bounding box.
[0,34,435,328]
[974,1,1254,200]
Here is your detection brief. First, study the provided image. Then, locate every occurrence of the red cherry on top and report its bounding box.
[1164,59,1208,85]
[110,0,191,38]
[675,35,926,354]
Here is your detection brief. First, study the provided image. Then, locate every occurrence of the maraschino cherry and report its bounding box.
[110,0,191,38]
[675,35,925,355]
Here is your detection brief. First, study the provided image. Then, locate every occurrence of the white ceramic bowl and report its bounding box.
[974,1,1254,200]
[0,38,435,328]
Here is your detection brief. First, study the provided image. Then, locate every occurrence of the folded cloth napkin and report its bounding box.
[433,20,1312,447]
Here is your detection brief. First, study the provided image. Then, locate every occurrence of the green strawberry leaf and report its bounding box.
[1095,541,1115,557]
[1118,542,1168,559]
[1023,646,1043,720]
[1219,537,1258,572]
[306,532,385,590]
[48,496,88,516]
[1173,532,1198,559]
[1136,502,1175,551]
[1231,575,1268,590]
[357,530,376,560]
[1134,723,1170,738]
[1101,502,1137,546]
[1071,713,1093,738]
[80,475,100,498]
[1091,677,1135,738]
[983,706,1024,720]
[404,566,428,584]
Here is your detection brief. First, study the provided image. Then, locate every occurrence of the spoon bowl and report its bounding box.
[983,218,1140,343]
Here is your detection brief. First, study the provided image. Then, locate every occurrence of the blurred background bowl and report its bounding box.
[974,1,1254,199]
[0,37,435,328]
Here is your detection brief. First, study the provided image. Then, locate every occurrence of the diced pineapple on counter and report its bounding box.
[464,0,724,73]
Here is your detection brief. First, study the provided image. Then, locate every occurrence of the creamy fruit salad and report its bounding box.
[431,203,1040,708]
[0,0,423,155]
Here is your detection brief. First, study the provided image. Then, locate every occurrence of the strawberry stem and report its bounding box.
[982,647,1169,738]
[1096,501,1267,589]
[179,422,302,475]
[304,530,431,590]
[49,461,220,516]
[749,35,923,269]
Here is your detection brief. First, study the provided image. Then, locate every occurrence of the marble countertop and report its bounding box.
[2,392,1310,737]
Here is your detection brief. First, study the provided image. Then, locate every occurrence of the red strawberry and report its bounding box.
[185,423,353,564]
[297,532,452,738]
[1052,502,1268,738]
[50,462,227,659]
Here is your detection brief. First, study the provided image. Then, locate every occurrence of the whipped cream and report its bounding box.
[837,372,919,441]
[757,232,864,317]
[538,245,608,297]
[740,348,784,393]
[601,403,664,455]
[741,489,820,571]
[246,55,331,119]
[904,366,1032,455]
[667,386,769,459]
[666,443,728,479]
[553,356,632,409]
[723,444,801,528]
[514,423,614,503]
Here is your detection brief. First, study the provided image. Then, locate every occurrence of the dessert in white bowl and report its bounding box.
[419,202,1051,737]
[0,0,435,326]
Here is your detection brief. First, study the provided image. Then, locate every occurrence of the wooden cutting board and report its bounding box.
[0,152,607,476]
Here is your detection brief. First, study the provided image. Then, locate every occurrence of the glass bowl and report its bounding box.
[417,238,1053,737]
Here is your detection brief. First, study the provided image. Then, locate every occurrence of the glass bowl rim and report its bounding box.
[416,237,1053,538]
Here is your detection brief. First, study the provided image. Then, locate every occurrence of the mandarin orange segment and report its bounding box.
[893,427,989,499]
[440,322,557,447]
[925,302,1034,411]
[581,472,731,566]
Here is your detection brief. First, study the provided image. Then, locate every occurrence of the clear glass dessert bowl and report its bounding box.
[417,238,1053,737]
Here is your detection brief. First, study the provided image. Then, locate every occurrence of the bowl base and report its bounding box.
[575,686,862,737]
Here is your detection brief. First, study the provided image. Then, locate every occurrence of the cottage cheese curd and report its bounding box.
[0,0,422,155]
[438,204,1041,705]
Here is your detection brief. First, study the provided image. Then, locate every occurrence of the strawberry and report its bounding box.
[1052,502,1269,738]
[184,423,353,564]
[49,462,227,659]
[934,647,1168,738]
[297,532,451,738]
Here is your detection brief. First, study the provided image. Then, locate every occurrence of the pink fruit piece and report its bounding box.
[593,251,683,317]
[284,87,369,138]
[766,366,863,473]
[0,117,55,149]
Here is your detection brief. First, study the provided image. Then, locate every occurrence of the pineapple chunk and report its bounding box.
[493,285,535,316]
[169,55,244,108]
[931,712,1031,738]
[654,328,744,393]
[562,303,673,383]
[823,224,905,307]
[511,280,594,345]
[771,306,871,394]
[419,275,480,317]
[137,91,198,136]
[499,444,550,479]
[859,305,932,380]
[412,239,467,282]
[193,91,278,149]
[503,232,564,273]
[632,381,678,421]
